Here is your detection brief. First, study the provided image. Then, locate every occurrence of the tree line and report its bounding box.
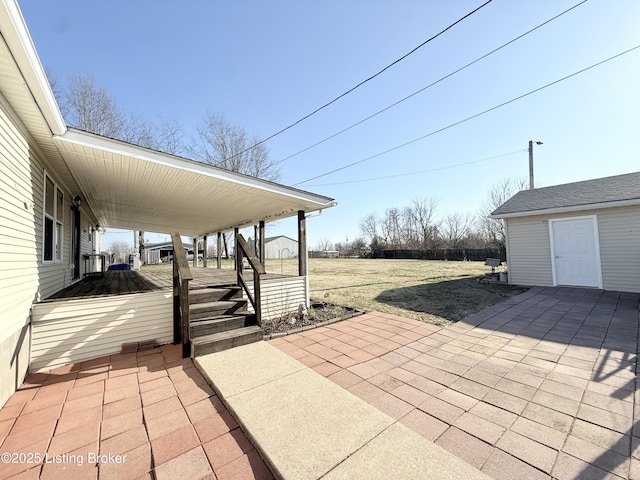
[315,178,527,259]
[49,72,281,181]
[49,72,281,259]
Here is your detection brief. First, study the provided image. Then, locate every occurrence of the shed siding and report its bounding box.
[506,205,640,293]
[265,237,298,259]
[244,276,308,319]
[30,291,173,372]
[505,216,554,287]
[597,207,640,293]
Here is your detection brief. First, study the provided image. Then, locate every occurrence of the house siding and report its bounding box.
[244,276,308,319]
[30,291,173,372]
[0,98,41,406]
[506,205,640,293]
[0,96,97,405]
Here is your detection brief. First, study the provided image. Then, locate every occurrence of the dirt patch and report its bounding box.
[261,301,362,335]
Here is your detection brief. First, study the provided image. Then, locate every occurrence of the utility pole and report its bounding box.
[529,140,543,190]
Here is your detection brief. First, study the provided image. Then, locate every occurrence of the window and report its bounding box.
[43,174,63,262]
[56,188,63,261]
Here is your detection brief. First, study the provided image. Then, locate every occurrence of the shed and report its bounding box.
[491,172,640,293]
[264,236,298,259]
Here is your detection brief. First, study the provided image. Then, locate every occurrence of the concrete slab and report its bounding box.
[196,341,492,480]
[230,368,394,479]
[195,341,305,397]
[323,423,491,480]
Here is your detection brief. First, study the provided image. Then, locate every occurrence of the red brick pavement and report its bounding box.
[271,287,640,480]
[0,344,272,480]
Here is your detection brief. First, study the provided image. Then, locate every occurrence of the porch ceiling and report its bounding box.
[53,129,336,236]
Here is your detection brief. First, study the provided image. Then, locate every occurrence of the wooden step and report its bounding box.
[190,300,248,320]
[191,326,263,356]
[189,286,242,304]
[190,314,256,337]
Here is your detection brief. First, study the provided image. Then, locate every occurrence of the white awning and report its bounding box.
[54,129,336,236]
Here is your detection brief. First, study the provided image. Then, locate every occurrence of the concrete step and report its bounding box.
[189,286,242,304]
[190,300,248,320]
[190,314,256,337]
[191,326,263,356]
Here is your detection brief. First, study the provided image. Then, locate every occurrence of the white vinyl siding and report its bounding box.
[0,94,97,405]
[505,205,640,293]
[505,216,554,287]
[597,207,640,293]
[0,99,41,346]
[243,276,308,320]
[30,290,173,372]
[0,98,41,406]
[264,237,298,259]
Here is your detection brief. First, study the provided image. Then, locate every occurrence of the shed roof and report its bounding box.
[491,172,640,218]
[265,235,298,244]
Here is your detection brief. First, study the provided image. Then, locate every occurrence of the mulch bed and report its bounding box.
[261,300,364,338]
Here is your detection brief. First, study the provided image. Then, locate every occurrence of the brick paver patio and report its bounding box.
[0,344,272,480]
[272,287,639,480]
[1,286,638,479]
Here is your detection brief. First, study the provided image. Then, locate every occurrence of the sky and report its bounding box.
[19,0,640,250]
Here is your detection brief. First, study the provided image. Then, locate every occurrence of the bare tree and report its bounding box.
[478,177,527,252]
[53,73,187,155]
[189,113,280,181]
[107,240,134,263]
[315,237,333,251]
[442,212,474,249]
[409,197,440,250]
[359,213,381,244]
[154,118,185,156]
[62,74,125,138]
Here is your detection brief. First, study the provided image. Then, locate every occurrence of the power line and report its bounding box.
[302,149,526,187]
[274,0,589,166]
[294,44,640,186]
[222,1,493,162]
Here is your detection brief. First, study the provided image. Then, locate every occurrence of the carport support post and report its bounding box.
[254,225,259,256]
[259,221,265,264]
[234,228,239,270]
[203,235,208,268]
[217,232,222,269]
[298,210,307,276]
[193,238,197,267]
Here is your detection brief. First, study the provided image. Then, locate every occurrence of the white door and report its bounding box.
[551,217,601,288]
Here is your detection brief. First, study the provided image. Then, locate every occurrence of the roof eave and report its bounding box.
[0,0,66,135]
[57,128,336,208]
[491,198,640,219]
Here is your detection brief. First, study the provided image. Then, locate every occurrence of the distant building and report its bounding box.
[248,236,298,259]
[310,250,340,258]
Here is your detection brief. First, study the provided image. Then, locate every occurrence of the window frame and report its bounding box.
[43,173,64,263]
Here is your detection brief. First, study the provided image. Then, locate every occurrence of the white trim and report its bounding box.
[55,129,335,207]
[548,215,603,289]
[492,198,640,219]
[504,220,511,285]
[0,0,66,135]
[42,172,64,264]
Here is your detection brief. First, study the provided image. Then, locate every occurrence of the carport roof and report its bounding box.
[491,171,640,218]
[53,129,335,236]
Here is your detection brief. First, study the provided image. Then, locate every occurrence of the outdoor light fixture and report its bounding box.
[73,195,82,207]
[528,140,544,190]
